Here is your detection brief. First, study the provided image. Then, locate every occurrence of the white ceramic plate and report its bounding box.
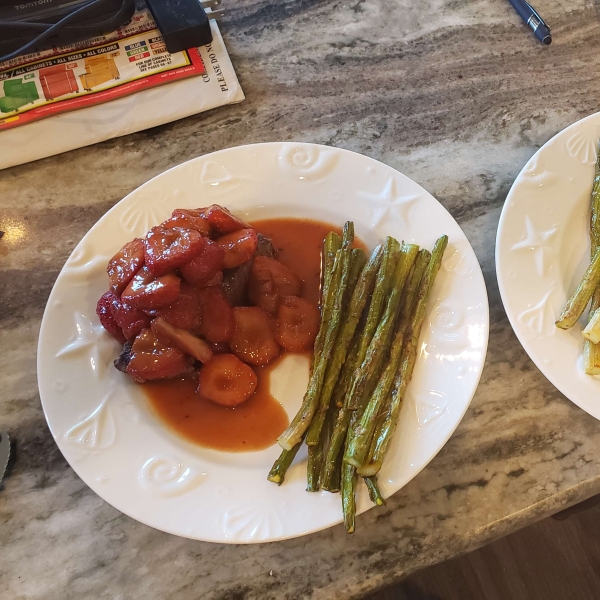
[38,143,489,543]
[497,112,600,420]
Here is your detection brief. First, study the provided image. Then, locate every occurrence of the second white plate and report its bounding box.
[38,142,489,542]
[497,112,600,420]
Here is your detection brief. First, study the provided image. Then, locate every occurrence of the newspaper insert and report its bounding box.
[0,11,206,130]
[0,13,245,170]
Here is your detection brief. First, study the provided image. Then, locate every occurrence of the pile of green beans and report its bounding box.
[269,221,448,532]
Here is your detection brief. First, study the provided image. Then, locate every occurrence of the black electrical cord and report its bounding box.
[0,0,105,64]
[0,0,133,31]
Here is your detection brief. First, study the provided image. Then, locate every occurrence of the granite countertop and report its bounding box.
[3,0,600,597]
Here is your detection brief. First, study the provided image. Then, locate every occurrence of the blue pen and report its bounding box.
[508,0,552,45]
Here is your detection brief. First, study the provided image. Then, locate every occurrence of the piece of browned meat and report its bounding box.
[221,234,275,306]
[256,233,275,258]
[114,341,133,373]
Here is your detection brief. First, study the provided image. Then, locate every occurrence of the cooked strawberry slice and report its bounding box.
[275,295,321,352]
[205,205,250,234]
[197,287,235,342]
[216,228,259,269]
[144,225,205,276]
[162,211,211,236]
[111,297,151,340]
[126,328,193,382]
[107,238,145,295]
[121,266,181,309]
[96,291,126,343]
[198,354,257,406]
[178,239,224,285]
[229,306,280,365]
[203,271,223,287]
[249,289,279,314]
[151,317,213,363]
[150,281,202,330]
[208,341,230,354]
[173,207,208,222]
[248,256,302,314]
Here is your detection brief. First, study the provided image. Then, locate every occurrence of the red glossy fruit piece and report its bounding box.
[216,228,259,269]
[107,238,145,295]
[111,297,151,340]
[205,204,250,234]
[249,287,278,313]
[173,207,208,222]
[174,207,206,218]
[229,306,280,366]
[248,256,302,314]
[179,239,224,285]
[126,328,193,382]
[203,271,223,287]
[150,281,202,330]
[144,225,205,276]
[96,291,126,343]
[209,341,230,354]
[121,266,181,309]
[167,209,211,236]
[151,317,213,363]
[198,354,257,407]
[275,295,321,352]
[197,287,235,342]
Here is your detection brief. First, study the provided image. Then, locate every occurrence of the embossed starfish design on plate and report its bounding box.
[38,142,488,543]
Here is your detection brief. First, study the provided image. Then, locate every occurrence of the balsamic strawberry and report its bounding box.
[96,291,126,343]
[203,271,224,287]
[205,204,250,234]
[107,238,145,295]
[198,354,257,406]
[179,239,224,285]
[229,306,280,365]
[150,281,203,330]
[121,266,181,309]
[126,329,194,382]
[173,207,210,227]
[144,225,205,276]
[111,297,151,340]
[196,287,235,342]
[275,295,320,352]
[216,228,259,269]
[162,211,210,236]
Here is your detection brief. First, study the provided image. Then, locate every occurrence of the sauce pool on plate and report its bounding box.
[143,355,291,452]
[142,218,338,452]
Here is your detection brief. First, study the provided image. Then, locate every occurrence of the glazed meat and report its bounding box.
[256,233,275,259]
[113,341,133,373]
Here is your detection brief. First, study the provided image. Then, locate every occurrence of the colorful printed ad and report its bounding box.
[0,28,205,130]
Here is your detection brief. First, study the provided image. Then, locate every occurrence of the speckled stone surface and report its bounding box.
[3,0,600,598]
